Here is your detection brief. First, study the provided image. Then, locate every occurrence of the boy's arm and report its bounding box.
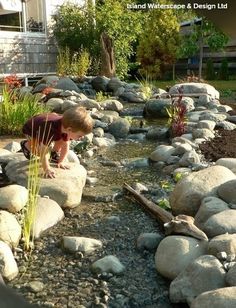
[57,140,70,169]
[39,144,55,178]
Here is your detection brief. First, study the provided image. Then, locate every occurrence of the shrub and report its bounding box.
[136,75,154,100]
[166,88,187,137]
[95,91,110,102]
[205,58,215,80]
[56,47,91,78]
[219,58,229,80]
[70,49,91,78]
[56,46,71,76]
[0,87,48,136]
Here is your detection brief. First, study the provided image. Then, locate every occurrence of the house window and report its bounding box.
[0,0,45,33]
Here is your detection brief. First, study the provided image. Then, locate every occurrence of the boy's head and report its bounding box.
[61,106,93,140]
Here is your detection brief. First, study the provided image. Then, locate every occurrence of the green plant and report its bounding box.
[177,18,228,79]
[52,1,143,78]
[22,124,51,251]
[70,49,91,78]
[23,156,41,251]
[159,180,173,192]
[124,116,133,125]
[57,47,91,77]
[136,75,153,100]
[0,87,48,135]
[173,172,184,182]
[95,91,110,102]
[137,0,180,79]
[219,58,229,80]
[220,89,233,97]
[205,58,215,80]
[56,46,71,76]
[158,198,171,210]
[166,89,187,138]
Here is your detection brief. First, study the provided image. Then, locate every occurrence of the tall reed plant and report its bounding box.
[22,124,51,251]
[136,75,154,100]
[23,155,41,251]
[56,46,71,76]
[0,87,48,135]
[57,46,91,78]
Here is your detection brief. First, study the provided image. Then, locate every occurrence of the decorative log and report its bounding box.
[123,183,208,241]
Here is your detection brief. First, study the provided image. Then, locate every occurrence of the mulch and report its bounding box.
[199,128,236,162]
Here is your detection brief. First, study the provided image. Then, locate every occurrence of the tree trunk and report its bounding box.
[198,35,203,80]
[100,32,116,77]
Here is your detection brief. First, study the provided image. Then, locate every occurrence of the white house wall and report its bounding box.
[0,0,86,78]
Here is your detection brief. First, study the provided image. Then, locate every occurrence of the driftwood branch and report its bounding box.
[123,182,173,223]
[123,183,208,241]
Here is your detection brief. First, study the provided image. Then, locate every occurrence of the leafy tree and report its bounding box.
[177,18,228,79]
[52,2,98,52]
[95,0,143,78]
[52,0,143,78]
[52,2,99,73]
[136,0,180,79]
[205,58,215,80]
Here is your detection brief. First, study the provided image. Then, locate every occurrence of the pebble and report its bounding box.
[28,281,45,293]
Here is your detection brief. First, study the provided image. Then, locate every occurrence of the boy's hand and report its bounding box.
[44,168,56,178]
[57,162,70,170]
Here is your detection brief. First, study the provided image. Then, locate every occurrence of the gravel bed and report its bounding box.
[8,194,188,307]
[7,139,188,307]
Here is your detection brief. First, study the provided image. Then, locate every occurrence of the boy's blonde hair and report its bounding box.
[62,106,93,134]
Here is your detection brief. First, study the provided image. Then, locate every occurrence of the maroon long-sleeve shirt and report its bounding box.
[22,113,69,145]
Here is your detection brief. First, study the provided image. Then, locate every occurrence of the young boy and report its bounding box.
[21,106,93,178]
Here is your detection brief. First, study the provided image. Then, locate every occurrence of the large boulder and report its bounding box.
[46,98,64,112]
[149,145,175,162]
[169,83,219,100]
[35,75,59,87]
[169,166,236,216]
[108,118,130,138]
[208,234,236,257]
[144,99,171,118]
[119,91,145,103]
[91,76,109,92]
[169,255,226,305]
[155,235,207,280]
[33,197,64,238]
[107,77,124,93]
[0,211,21,248]
[191,287,236,308]
[5,160,87,208]
[0,241,18,281]
[226,265,236,286]
[216,158,236,173]
[0,185,28,213]
[56,77,80,92]
[218,179,236,204]
[202,210,236,238]
[194,196,229,229]
[102,99,123,112]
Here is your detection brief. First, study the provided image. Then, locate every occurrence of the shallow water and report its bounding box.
[83,134,164,199]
